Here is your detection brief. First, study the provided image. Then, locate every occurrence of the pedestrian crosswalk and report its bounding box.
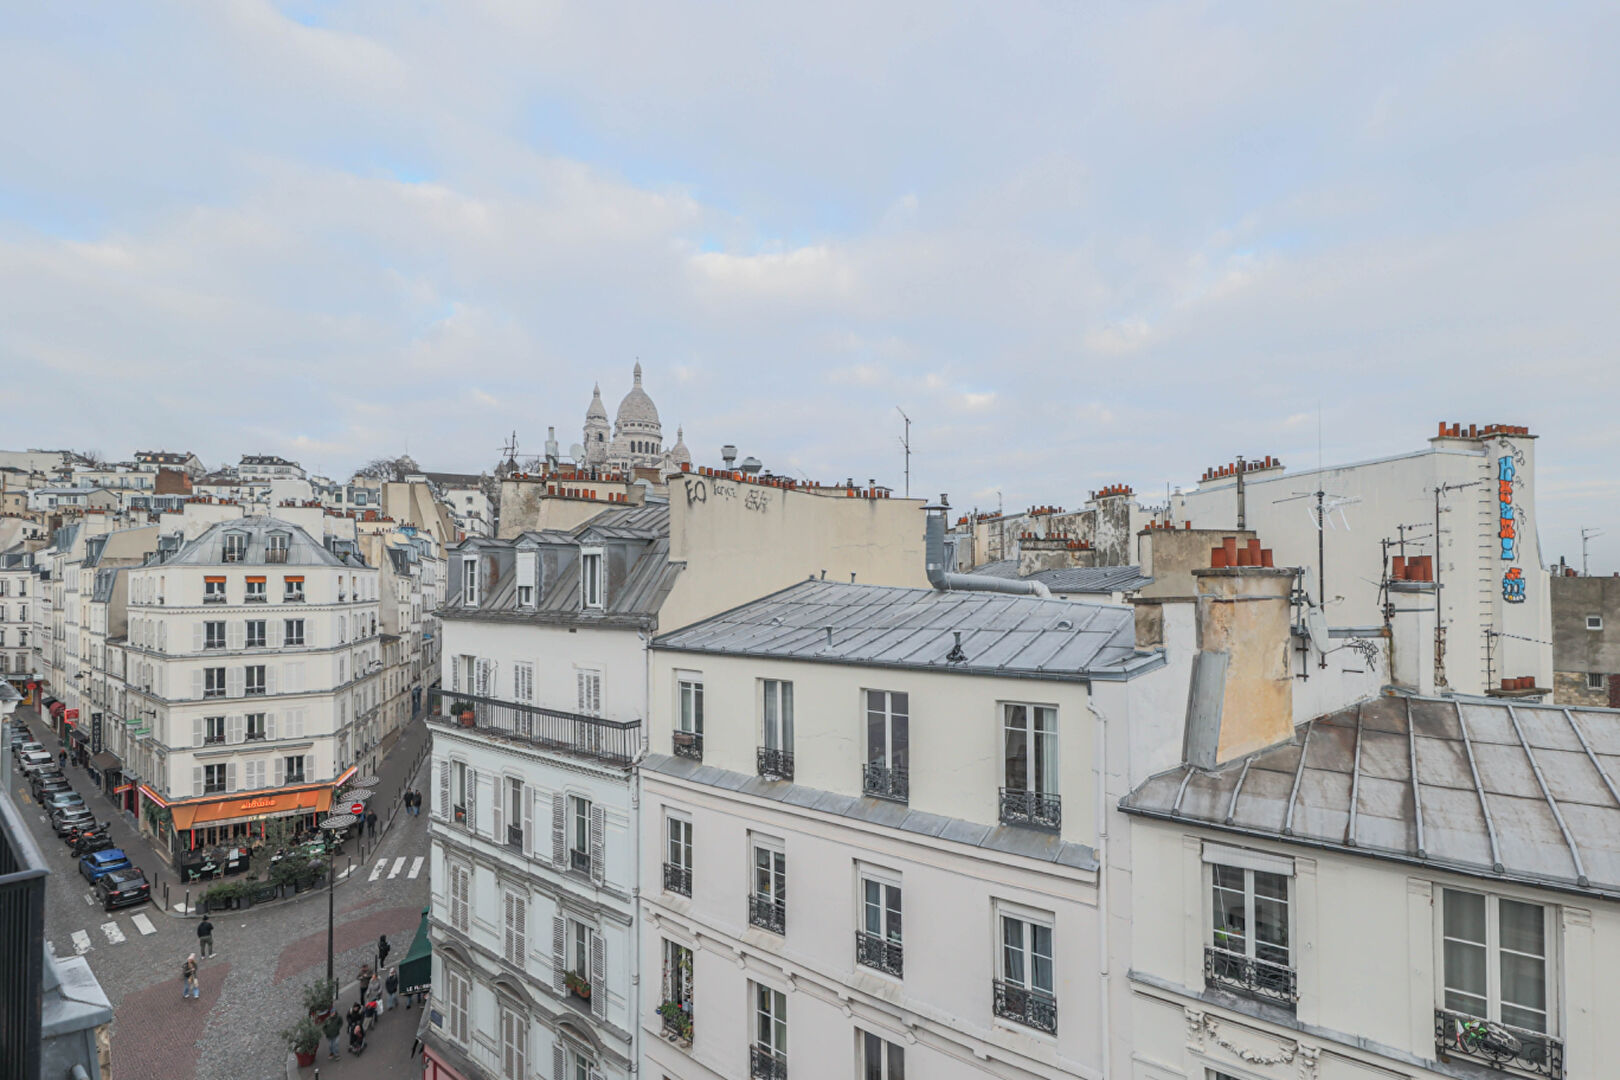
[368,854,424,881]
[408,855,424,879]
[59,905,163,954]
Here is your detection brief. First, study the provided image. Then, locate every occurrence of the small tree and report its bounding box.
[249,817,300,881]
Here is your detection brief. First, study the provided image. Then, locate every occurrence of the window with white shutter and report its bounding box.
[500,1006,526,1080]
[514,662,534,704]
[451,862,470,932]
[575,668,601,717]
[503,889,527,965]
[446,967,469,1044]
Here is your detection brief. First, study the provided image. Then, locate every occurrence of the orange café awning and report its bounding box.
[170,787,333,831]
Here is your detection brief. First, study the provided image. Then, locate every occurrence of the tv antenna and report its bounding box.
[498,431,520,465]
[896,407,912,498]
[1582,527,1604,576]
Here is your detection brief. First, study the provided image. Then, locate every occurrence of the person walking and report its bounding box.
[182,954,199,999]
[323,1009,344,1059]
[197,915,215,957]
[384,967,399,1011]
[57,748,67,770]
[378,933,391,970]
[404,790,414,816]
[366,809,377,836]
[410,789,420,816]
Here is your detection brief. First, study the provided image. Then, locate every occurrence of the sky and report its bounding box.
[2,3,1618,570]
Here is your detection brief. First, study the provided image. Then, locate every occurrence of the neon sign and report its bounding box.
[1499,455,1524,604]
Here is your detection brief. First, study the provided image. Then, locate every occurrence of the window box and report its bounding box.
[659,1000,693,1046]
[1204,946,1298,1006]
[673,730,703,761]
[749,894,785,935]
[1435,1008,1563,1079]
[999,787,1061,830]
[855,930,903,977]
[993,978,1057,1033]
[564,969,592,1002]
[756,747,794,781]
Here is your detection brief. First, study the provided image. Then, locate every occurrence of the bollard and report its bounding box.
[184,887,190,915]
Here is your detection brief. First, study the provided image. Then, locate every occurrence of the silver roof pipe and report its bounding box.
[926,498,1050,599]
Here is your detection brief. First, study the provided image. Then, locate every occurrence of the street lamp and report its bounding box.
[318,810,359,994]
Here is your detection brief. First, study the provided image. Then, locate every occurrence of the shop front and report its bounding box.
[63,712,89,766]
[88,751,122,797]
[167,785,336,854]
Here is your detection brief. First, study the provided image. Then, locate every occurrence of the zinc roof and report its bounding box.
[162,516,349,567]
[972,560,1153,594]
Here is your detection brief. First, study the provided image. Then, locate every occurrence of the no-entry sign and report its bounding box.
[349,802,365,816]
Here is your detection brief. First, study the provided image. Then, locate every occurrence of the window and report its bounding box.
[245,620,265,648]
[1588,672,1605,691]
[864,690,909,802]
[514,662,534,704]
[284,576,304,602]
[1001,703,1060,830]
[857,871,903,977]
[861,1031,905,1080]
[516,551,537,608]
[204,621,225,650]
[569,796,592,874]
[758,680,794,780]
[284,755,305,784]
[997,910,1056,1033]
[752,983,787,1079]
[203,764,226,793]
[245,578,266,603]
[266,532,290,563]
[503,889,528,965]
[222,532,247,563]
[246,713,266,741]
[1587,615,1603,631]
[284,618,304,646]
[1208,863,1295,1005]
[451,760,468,823]
[665,814,693,896]
[461,558,479,606]
[567,918,594,993]
[581,550,602,609]
[675,677,704,759]
[750,839,786,934]
[661,939,694,1043]
[245,665,266,695]
[204,667,225,698]
[445,967,469,1044]
[505,777,524,848]
[1441,889,1551,1033]
[204,716,226,745]
[576,668,600,717]
[499,1006,526,1080]
[449,861,470,931]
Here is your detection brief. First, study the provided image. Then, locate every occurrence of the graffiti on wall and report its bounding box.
[1499,454,1524,604]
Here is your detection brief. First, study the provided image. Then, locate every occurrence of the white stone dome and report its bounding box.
[668,426,691,465]
[615,362,660,431]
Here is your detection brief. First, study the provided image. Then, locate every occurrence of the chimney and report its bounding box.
[1183,544,1294,769]
[1389,574,1437,696]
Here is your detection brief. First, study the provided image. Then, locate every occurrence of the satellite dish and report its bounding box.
[1304,605,1331,655]
[568,443,585,462]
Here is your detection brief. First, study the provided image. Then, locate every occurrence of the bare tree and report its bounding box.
[74,448,108,468]
[355,456,414,482]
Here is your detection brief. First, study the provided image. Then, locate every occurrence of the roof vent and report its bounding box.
[1052,617,1074,631]
[946,631,967,664]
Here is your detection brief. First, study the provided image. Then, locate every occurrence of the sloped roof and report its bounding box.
[654,580,1158,681]
[163,516,348,567]
[971,560,1152,594]
[1121,692,1620,899]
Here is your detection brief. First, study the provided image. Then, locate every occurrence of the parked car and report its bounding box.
[52,806,97,838]
[79,849,132,884]
[71,828,114,857]
[30,771,70,799]
[18,750,55,776]
[95,867,151,911]
[42,790,85,815]
[7,728,34,751]
[12,738,43,759]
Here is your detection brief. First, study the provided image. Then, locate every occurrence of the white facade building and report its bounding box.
[0,550,35,681]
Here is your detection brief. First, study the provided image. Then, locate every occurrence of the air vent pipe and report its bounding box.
[926,498,1050,598]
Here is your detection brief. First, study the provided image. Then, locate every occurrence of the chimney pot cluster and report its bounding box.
[1209,536,1274,568]
[1028,505,1065,516]
[1201,456,1279,482]
[1438,422,1531,439]
[1501,676,1536,690]
[1090,485,1132,499]
[1143,519,1194,530]
[1391,555,1434,582]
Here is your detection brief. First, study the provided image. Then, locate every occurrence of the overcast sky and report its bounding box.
[2,3,1617,569]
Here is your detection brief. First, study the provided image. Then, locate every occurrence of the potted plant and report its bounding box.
[302,977,339,1021]
[564,970,592,1000]
[658,1000,692,1044]
[280,1016,322,1067]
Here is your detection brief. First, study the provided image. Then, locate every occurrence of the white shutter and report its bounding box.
[551,793,566,869]
[193,622,203,651]
[228,715,243,744]
[265,665,277,695]
[227,667,244,698]
[522,788,535,859]
[265,713,276,740]
[269,619,282,647]
[293,708,306,737]
[193,718,203,747]
[576,671,587,713]
[192,669,203,699]
[226,762,238,793]
[287,662,303,692]
[589,930,605,1020]
[552,1043,565,1080]
[274,757,284,786]
[438,761,451,821]
[466,769,477,835]
[228,620,244,650]
[516,552,535,589]
[589,805,605,885]
[493,779,504,842]
[451,658,459,693]
[304,619,315,647]
[514,894,526,961]
[551,916,566,992]
[192,766,202,795]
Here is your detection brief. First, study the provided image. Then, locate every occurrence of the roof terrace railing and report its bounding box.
[430,688,640,766]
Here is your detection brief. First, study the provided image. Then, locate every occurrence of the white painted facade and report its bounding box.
[0,553,34,679]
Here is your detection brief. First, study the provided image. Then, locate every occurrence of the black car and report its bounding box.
[71,828,114,857]
[52,806,96,838]
[95,867,151,911]
[31,771,70,800]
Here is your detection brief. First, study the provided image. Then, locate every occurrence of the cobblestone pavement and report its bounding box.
[7,706,433,1079]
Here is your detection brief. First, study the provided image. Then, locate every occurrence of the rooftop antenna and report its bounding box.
[896,406,912,498]
[1272,405,1360,667]
[1582,528,1604,576]
[1430,479,1481,688]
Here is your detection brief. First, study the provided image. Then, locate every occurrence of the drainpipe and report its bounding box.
[1089,695,1112,1080]
[925,500,1051,598]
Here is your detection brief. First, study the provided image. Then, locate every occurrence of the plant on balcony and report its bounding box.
[565,970,592,1000]
[658,1000,693,1043]
[449,700,476,726]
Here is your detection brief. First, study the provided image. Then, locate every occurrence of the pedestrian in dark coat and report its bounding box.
[378,933,391,968]
[197,916,214,957]
[366,809,377,835]
[323,1010,344,1059]
[385,967,399,1010]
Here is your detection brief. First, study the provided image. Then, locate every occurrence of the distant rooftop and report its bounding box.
[160,516,354,568]
[970,560,1153,595]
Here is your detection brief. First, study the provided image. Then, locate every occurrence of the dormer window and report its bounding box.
[222,532,247,563]
[462,556,479,606]
[266,532,290,564]
[516,551,538,608]
[581,550,603,610]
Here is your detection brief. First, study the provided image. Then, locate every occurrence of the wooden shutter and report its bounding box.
[226,762,238,793]
[265,713,276,740]
[193,717,203,747]
[265,666,277,695]
[552,1042,565,1080]
[274,757,284,786]
[192,622,203,651]
[192,767,202,795]
[589,930,605,1020]
[589,805,605,885]
[522,787,534,858]
[227,620,244,650]
[437,760,450,821]
[228,715,243,744]
[493,781,505,843]
[227,667,244,698]
[551,916,566,992]
[269,619,281,647]
[551,793,566,869]
[466,768,477,835]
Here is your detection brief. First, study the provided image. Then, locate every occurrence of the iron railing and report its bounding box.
[993,979,1057,1034]
[430,688,641,766]
[570,849,592,876]
[1435,1008,1563,1079]
[265,549,289,564]
[750,1044,788,1080]
[855,931,903,977]
[749,893,786,935]
[757,747,794,781]
[0,791,47,1080]
[999,787,1061,831]
[1204,946,1298,1007]
[506,825,523,849]
[673,730,703,761]
[664,862,691,896]
[862,762,908,802]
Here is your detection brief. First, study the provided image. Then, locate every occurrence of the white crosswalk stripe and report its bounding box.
[369,858,387,882]
[131,913,157,936]
[71,930,92,954]
[387,856,406,879]
[101,922,125,944]
[408,856,424,879]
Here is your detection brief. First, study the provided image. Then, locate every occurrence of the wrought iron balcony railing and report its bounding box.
[506,824,523,849]
[429,688,641,766]
[999,787,1061,831]
[673,730,702,761]
[1204,946,1298,1007]
[993,979,1057,1034]
[855,931,903,977]
[756,747,794,781]
[570,848,592,876]
[862,762,908,802]
[750,1045,788,1080]
[265,549,289,564]
[663,862,692,897]
[1435,1008,1563,1080]
[749,893,785,935]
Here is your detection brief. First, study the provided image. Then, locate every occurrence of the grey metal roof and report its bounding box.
[645,753,1098,871]
[1121,691,1620,900]
[971,560,1153,594]
[653,580,1158,681]
[162,516,348,567]
[574,502,669,540]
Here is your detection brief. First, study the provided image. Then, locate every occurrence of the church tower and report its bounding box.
[583,383,610,469]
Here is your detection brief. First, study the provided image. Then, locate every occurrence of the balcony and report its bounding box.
[748,893,785,935]
[244,595,267,605]
[429,689,640,767]
[673,729,702,761]
[1203,946,1298,1007]
[750,1045,787,1080]
[993,979,1057,1034]
[203,594,226,604]
[855,931,903,977]
[756,747,794,782]
[659,1001,693,1047]
[203,734,225,745]
[570,848,592,876]
[284,593,305,604]
[506,825,523,849]
[663,862,691,897]
[862,762,908,803]
[999,787,1061,831]
[1435,1008,1563,1080]
[265,549,289,564]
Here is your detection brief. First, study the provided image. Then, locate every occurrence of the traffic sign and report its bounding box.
[349,801,365,816]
